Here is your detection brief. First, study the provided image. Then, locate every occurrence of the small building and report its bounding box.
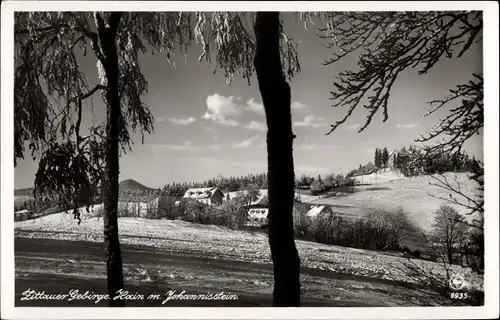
[306,205,325,218]
[247,207,269,227]
[305,205,336,218]
[14,209,33,222]
[183,187,224,206]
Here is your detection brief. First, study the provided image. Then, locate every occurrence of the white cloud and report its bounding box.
[295,144,317,151]
[152,141,198,152]
[245,98,265,116]
[244,100,309,116]
[203,126,218,134]
[291,101,310,114]
[293,115,327,128]
[208,144,221,150]
[235,136,262,148]
[156,117,165,123]
[343,123,361,131]
[245,121,267,132]
[202,94,243,126]
[396,123,419,129]
[202,95,312,126]
[152,140,221,152]
[169,117,197,125]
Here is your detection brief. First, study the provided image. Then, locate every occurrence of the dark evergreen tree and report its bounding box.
[374,148,381,168]
[382,147,389,168]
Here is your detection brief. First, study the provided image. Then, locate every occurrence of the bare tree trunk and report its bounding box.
[98,12,125,307]
[254,12,301,307]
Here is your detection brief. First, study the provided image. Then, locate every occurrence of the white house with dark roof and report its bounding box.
[183,187,224,206]
[247,207,269,227]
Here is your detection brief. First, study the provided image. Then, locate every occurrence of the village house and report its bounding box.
[182,187,224,206]
[305,205,355,220]
[14,209,34,222]
[388,149,412,169]
[246,206,269,227]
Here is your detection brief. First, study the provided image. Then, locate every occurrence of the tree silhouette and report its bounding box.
[254,12,301,306]
[431,204,469,264]
[374,148,381,168]
[382,147,389,168]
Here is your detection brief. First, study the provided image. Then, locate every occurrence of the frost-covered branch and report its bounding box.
[318,11,482,135]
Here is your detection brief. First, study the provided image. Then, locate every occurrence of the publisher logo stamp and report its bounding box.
[449,274,465,291]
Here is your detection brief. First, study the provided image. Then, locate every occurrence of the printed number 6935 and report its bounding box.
[450,292,468,299]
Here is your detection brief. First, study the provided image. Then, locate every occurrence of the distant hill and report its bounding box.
[15,180,154,194]
[119,179,156,192]
[118,179,159,202]
[14,179,156,204]
[14,188,34,197]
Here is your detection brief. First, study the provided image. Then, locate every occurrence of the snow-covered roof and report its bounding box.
[306,205,326,218]
[183,187,221,199]
[15,209,32,215]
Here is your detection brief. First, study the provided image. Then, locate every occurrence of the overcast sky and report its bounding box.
[14,12,483,189]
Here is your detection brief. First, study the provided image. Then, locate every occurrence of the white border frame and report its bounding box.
[1,1,498,319]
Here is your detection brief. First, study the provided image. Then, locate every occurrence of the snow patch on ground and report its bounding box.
[307,172,481,232]
[15,216,483,294]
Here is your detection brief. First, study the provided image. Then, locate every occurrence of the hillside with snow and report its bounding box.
[305,171,481,232]
[352,168,407,185]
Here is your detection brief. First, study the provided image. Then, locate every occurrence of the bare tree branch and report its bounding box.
[416,74,483,156]
[318,11,482,135]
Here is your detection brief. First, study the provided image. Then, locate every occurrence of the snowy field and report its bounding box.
[353,169,407,185]
[305,172,481,232]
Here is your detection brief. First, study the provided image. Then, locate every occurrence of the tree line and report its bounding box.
[344,145,479,178]
[160,173,269,197]
[392,145,478,176]
[374,147,390,168]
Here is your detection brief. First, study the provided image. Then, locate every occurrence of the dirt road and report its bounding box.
[15,237,441,307]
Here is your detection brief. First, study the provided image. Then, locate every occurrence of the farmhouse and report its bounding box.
[183,187,224,206]
[14,209,34,222]
[247,207,269,227]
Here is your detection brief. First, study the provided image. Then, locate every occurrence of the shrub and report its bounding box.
[145,199,159,219]
[156,195,180,220]
[117,202,138,217]
[293,202,311,237]
[430,204,468,264]
[181,199,205,223]
[218,199,248,228]
[308,209,410,251]
[204,205,238,228]
[460,217,484,273]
